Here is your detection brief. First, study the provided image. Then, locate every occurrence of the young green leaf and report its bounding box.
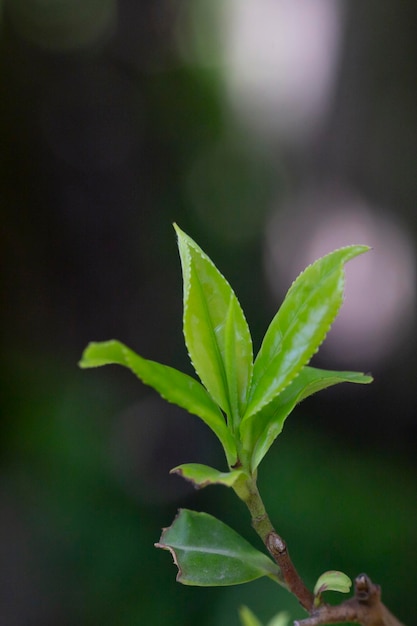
[156,509,282,586]
[239,605,263,626]
[241,365,373,470]
[244,245,369,421]
[267,612,291,626]
[239,607,290,626]
[313,570,352,606]
[171,463,247,490]
[175,224,253,427]
[79,340,237,466]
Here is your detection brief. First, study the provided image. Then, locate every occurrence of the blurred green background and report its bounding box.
[1,1,416,625]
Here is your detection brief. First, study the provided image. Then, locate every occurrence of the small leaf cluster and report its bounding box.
[80,225,371,476]
[80,225,371,595]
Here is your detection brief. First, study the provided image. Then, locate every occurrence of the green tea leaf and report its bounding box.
[314,570,352,598]
[171,463,247,489]
[242,366,372,471]
[293,367,373,403]
[79,340,237,466]
[175,224,253,427]
[156,509,281,586]
[244,245,369,420]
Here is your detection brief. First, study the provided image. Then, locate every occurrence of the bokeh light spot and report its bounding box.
[222,0,342,145]
[264,188,416,366]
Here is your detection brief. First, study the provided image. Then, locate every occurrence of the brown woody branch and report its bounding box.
[294,573,406,626]
[236,477,314,611]
[237,477,406,626]
[266,530,314,612]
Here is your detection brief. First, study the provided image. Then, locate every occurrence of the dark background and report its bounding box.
[1,2,416,625]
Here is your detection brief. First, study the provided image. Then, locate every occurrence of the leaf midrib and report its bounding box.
[171,544,258,558]
[189,254,232,419]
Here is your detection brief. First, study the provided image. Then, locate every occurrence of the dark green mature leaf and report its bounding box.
[156,509,282,586]
[79,340,237,466]
[241,366,372,471]
[175,224,253,427]
[244,246,369,420]
[171,463,247,489]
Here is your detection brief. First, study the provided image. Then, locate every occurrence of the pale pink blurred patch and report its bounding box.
[264,187,416,366]
[223,0,343,144]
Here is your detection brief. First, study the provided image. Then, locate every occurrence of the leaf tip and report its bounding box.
[173,222,187,242]
[169,465,202,489]
[78,342,98,368]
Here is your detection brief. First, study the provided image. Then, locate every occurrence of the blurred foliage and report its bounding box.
[6,0,116,50]
[3,355,416,624]
[1,1,416,624]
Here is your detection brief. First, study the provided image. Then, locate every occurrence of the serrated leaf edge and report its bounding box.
[245,245,369,421]
[175,223,254,420]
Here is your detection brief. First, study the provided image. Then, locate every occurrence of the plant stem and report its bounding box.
[239,476,275,541]
[235,476,314,612]
[234,478,407,625]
